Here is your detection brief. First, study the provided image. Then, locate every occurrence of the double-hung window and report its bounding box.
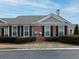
[58,26,64,36]
[12,25,18,37]
[4,26,9,37]
[23,25,30,37]
[44,25,51,37]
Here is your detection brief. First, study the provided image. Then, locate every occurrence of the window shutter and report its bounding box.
[30,26,32,37]
[42,26,44,37]
[9,26,12,37]
[56,26,58,36]
[51,26,53,37]
[64,26,67,35]
[21,26,23,36]
[18,26,20,37]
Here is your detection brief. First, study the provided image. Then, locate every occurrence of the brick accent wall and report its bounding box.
[33,26,44,41]
[33,26,42,36]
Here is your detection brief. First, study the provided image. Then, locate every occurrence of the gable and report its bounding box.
[36,13,72,25]
[42,16,62,23]
[0,19,8,26]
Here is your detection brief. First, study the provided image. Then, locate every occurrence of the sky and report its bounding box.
[0,0,79,24]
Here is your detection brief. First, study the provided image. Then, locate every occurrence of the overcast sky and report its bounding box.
[0,0,79,24]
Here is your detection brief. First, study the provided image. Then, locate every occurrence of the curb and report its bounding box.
[0,48,79,51]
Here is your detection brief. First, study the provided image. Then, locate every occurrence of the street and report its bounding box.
[0,49,79,59]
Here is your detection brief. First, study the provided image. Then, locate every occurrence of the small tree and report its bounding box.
[74,24,79,35]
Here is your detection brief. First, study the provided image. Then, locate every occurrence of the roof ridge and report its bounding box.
[16,15,46,18]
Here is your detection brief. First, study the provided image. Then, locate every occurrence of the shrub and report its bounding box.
[59,36,79,45]
[0,37,16,43]
[74,24,79,35]
[0,37,36,43]
[45,36,79,45]
[45,37,60,42]
[15,37,36,44]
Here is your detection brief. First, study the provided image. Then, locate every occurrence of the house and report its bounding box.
[0,10,75,40]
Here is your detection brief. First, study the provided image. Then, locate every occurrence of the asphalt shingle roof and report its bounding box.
[0,13,72,25]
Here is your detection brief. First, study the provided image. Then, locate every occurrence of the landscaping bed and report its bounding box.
[0,37,36,44]
[45,35,79,45]
[15,37,36,44]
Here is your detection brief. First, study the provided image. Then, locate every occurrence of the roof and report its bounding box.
[0,13,72,25]
[1,15,45,25]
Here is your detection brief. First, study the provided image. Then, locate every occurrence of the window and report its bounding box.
[31,26,35,37]
[23,25,30,37]
[12,26,18,37]
[58,26,64,36]
[44,25,51,37]
[4,26,9,37]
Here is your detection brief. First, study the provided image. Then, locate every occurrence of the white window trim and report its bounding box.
[32,26,36,37]
[58,26,64,36]
[19,26,22,37]
[4,26,9,37]
[8,26,9,37]
[23,25,30,37]
[12,25,18,37]
[31,26,34,37]
[44,25,51,37]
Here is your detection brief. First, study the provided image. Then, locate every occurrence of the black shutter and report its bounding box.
[21,26,23,36]
[18,26,20,37]
[1,28,4,37]
[9,26,12,37]
[56,26,58,36]
[51,26,53,37]
[30,26,32,37]
[64,26,67,35]
[42,26,44,37]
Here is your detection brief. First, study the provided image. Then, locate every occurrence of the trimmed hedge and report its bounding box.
[0,37,36,43]
[15,37,36,44]
[59,36,79,45]
[45,37,58,42]
[0,37,16,43]
[45,36,79,45]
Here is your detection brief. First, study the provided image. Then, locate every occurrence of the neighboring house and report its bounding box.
[0,10,75,38]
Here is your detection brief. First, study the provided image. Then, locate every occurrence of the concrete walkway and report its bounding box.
[0,42,78,49]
